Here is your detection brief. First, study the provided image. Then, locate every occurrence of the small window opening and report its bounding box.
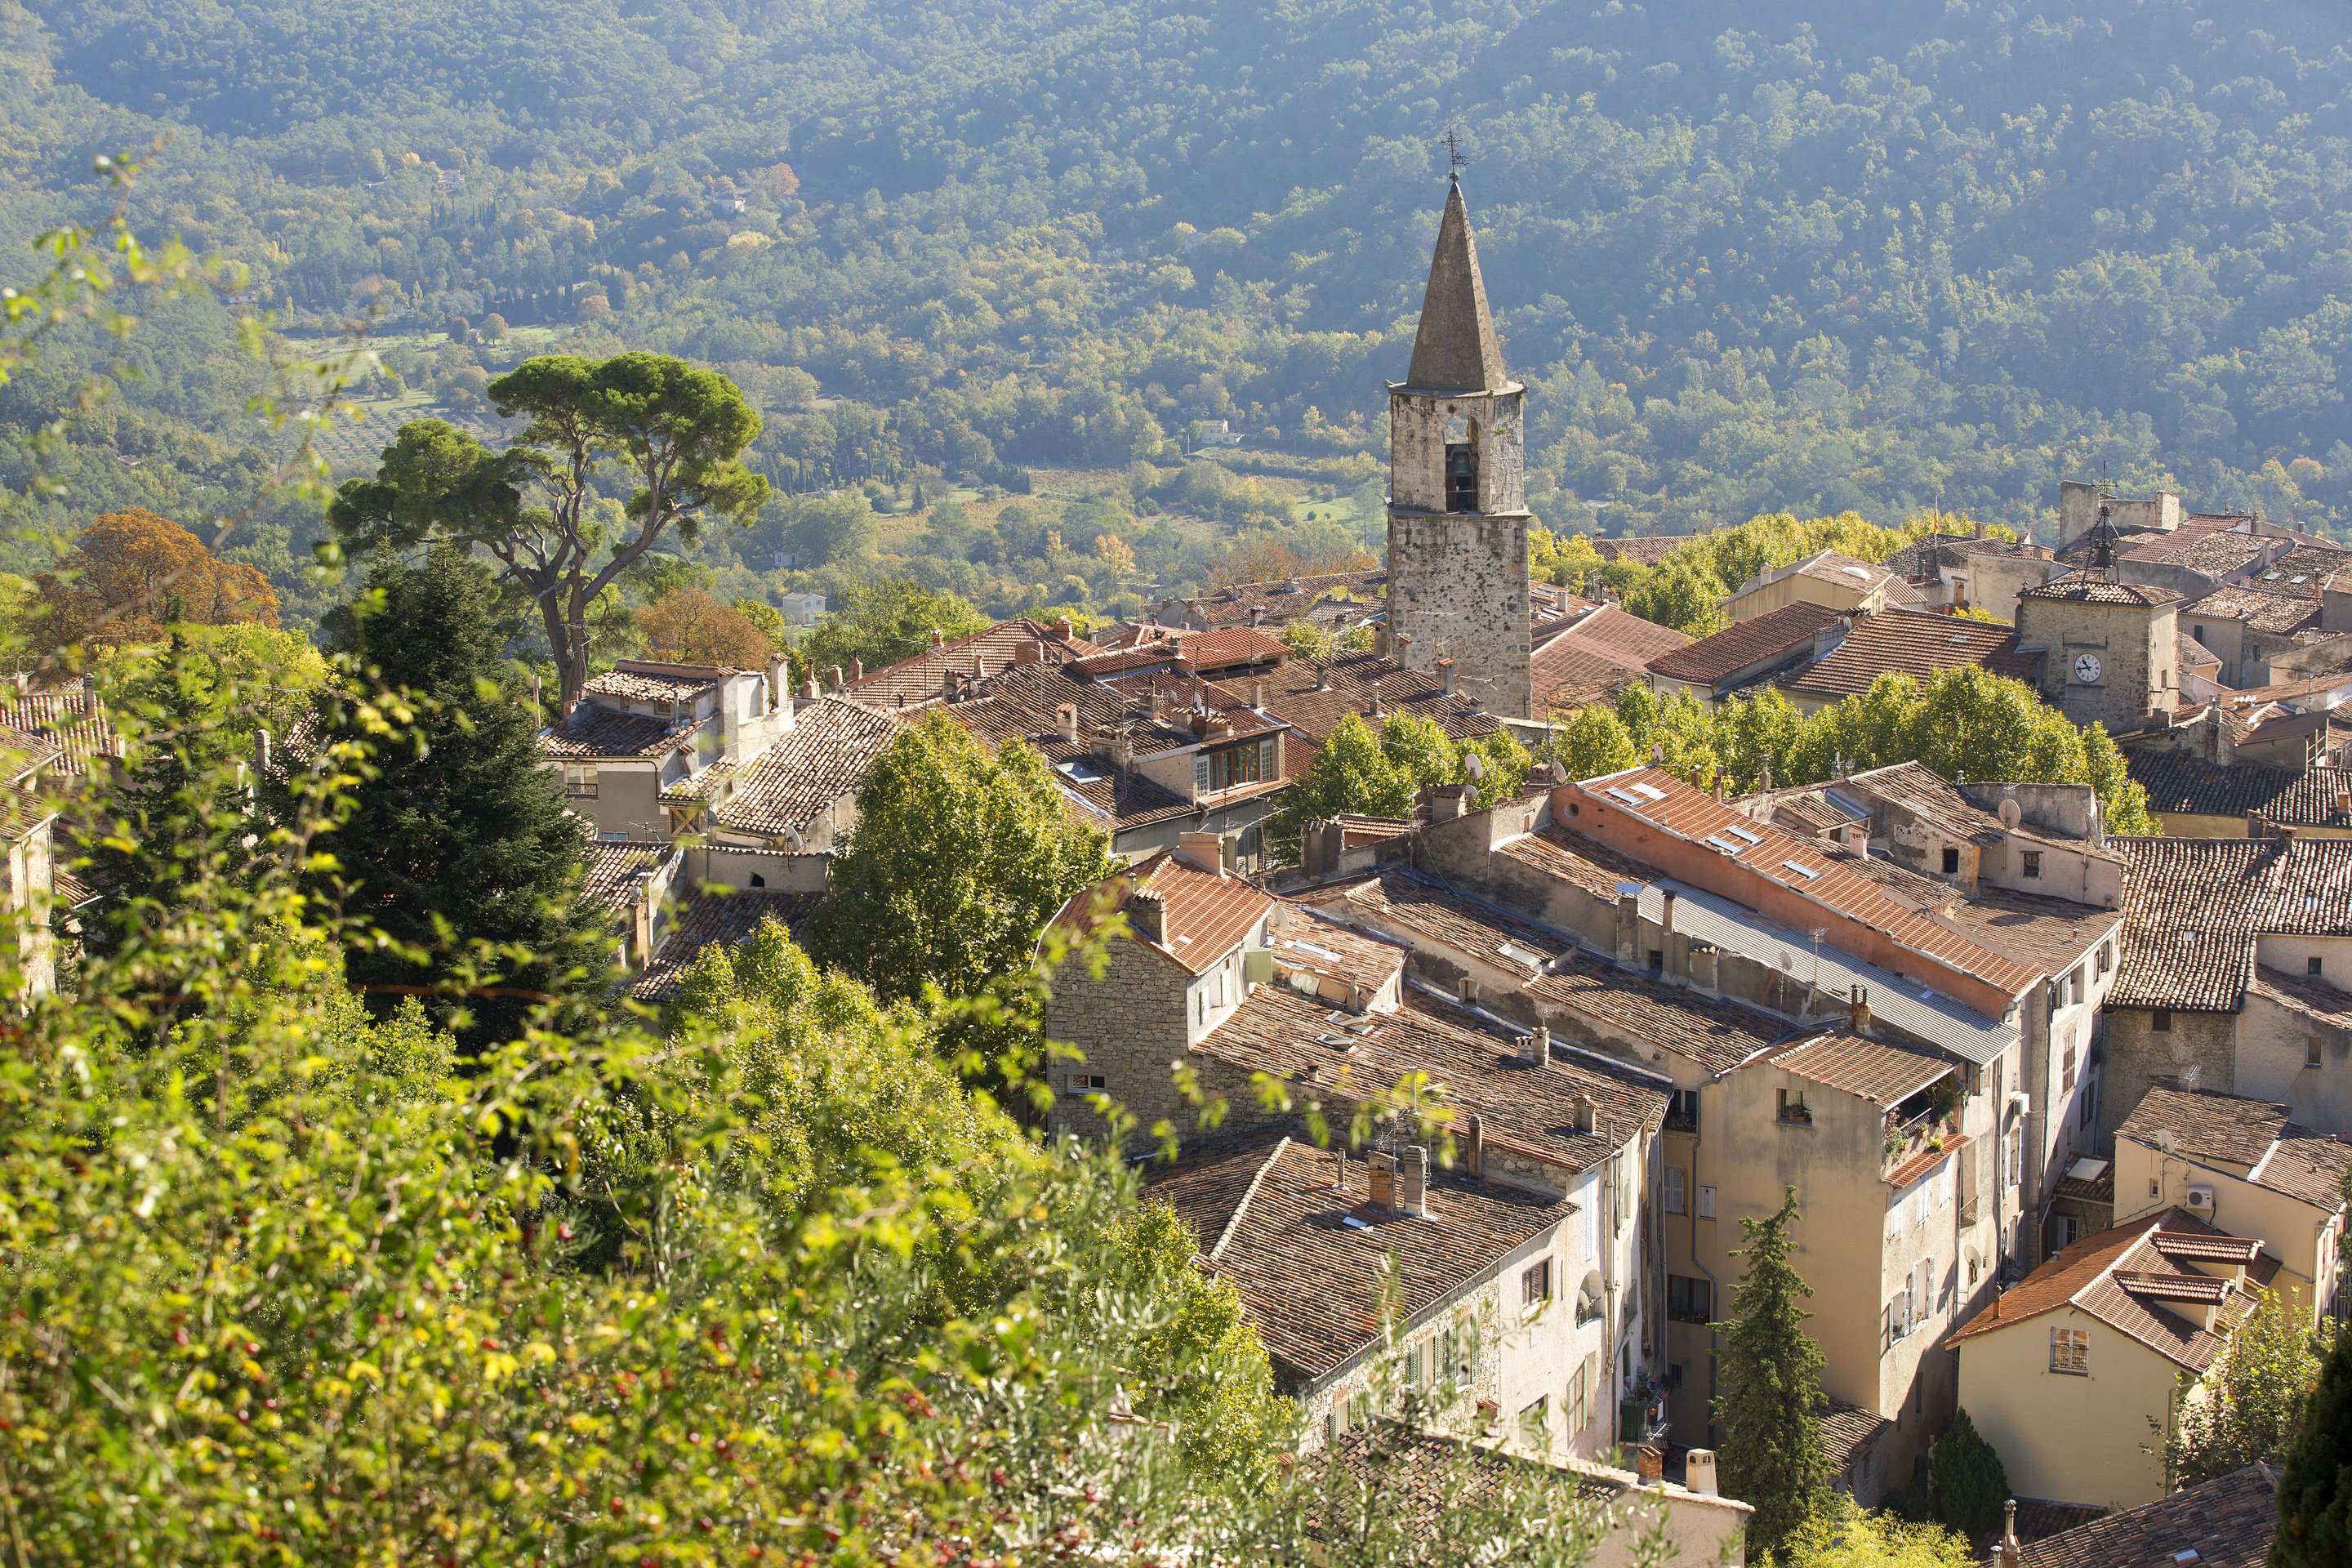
[1444,413,1480,513]
[2310,956,2326,977]
[1941,846,1960,875]
[749,873,766,888]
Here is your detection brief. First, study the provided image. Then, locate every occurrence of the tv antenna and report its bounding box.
[1441,126,1469,181]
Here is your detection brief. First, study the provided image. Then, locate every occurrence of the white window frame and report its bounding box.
[2050,1326,2088,1374]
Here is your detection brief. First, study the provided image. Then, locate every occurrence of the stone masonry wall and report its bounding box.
[1388,388,1533,719]
[2096,1007,2238,1147]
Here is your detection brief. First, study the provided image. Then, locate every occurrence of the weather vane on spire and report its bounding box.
[1441,125,1468,182]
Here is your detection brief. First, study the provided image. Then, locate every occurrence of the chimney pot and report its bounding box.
[801,677,822,701]
[829,664,844,692]
[929,626,944,648]
[1684,1450,1719,1495]
[1127,888,1167,946]
[1851,987,1873,1036]
[1574,1094,1597,1135]
[1397,1145,1428,1216]
[1056,702,1080,743]
[1368,1152,1396,1212]
[849,657,863,682]
[1437,657,1457,694]
[1251,679,1266,709]
[1468,1115,1485,1179]
[1998,1500,2020,1568]
[1055,616,1075,639]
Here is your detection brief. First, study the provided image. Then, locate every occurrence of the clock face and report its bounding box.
[2074,653,2104,685]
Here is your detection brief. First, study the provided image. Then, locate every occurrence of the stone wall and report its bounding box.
[1387,387,1533,719]
[2096,1007,2239,1144]
[2016,596,2176,732]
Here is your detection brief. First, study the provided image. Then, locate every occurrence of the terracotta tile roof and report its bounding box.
[1820,1401,1893,1478]
[1265,905,1406,999]
[1147,1131,1573,1383]
[2248,543,2352,597]
[659,757,738,805]
[1196,987,1669,1174]
[710,697,899,840]
[2183,585,2318,635]
[2178,630,2224,673]
[2126,751,2352,830]
[1313,867,1570,978]
[1527,951,1791,1074]
[1767,1029,1956,1106]
[1162,570,1386,631]
[1176,625,1291,671]
[1884,531,2047,582]
[1647,601,1842,686]
[1571,766,2047,998]
[2005,1499,2110,1548]
[1732,549,1900,604]
[837,619,1099,710]
[2018,577,2180,608]
[1056,852,1273,977]
[582,841,670,919]
[1944,1208,2278,1373]
[2118,1083,2352,1208]
[1250,653,1499,746]
[2109,838,2277,1010]
[1592,533,1695,567]
[2249,964,2352,1030]
[1922,887,2121,974]
[2004,1463,2278,1568]
[4,687,115,775]
[2120,525,2272,577]
[538,706,694,760]
[1528,606,1689,707]
[585,661,732,703]
[1495,822,1657,897]
[1783,609,2035,701]
[951,662,1280,761]
[1308,1424,1627,1544]
[630,886,819,1002]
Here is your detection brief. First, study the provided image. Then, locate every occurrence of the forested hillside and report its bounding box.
[5,0,2351,627]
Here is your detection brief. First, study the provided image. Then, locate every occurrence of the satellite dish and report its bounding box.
[1463,751,1487,781]
[2155,1128,2179,1154]
[1998,798,2023,830]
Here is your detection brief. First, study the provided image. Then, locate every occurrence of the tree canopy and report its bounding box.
[30,509,280,652]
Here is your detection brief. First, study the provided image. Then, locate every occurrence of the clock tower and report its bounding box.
[2015,577,2181,733]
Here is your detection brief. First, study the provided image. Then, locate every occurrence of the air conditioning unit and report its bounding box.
[2185,1184,2217,1215]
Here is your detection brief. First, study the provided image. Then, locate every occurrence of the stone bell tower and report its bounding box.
[1385,176,1533,719]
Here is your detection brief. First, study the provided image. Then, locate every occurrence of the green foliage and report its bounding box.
[1716,1187,1833,1558]
[311,546,605,1040]
[2274,1307,2352,1567]
[800,577,992,683]
[1551,703,1638,782]
[2167,1287,2332,1490]
[327,353,769,705]
[1273,713,1532,852]
[1771,1497,1975,1568]
[1924,1408,2008,1544]
[1568,666,2154,831]
[808,712,1113,1004]
[1621,559,1728,638]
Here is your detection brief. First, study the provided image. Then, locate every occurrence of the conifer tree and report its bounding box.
[1925,1407,2008,1544]
[314,546,604,1042]
[2273,1312,2352,1566]
[1716,1186,1832,1557]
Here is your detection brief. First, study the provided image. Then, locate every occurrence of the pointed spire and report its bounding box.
[1405,177,1511,394]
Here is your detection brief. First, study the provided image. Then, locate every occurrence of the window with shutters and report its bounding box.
[1667,1275,1713,1323]
[1521,1258,1553,1313]
[2062,1040,2077,1092]
[1664,1166,1687,1215]
[1696,1184,1717,1219]
[1196,742,1271,795]
[2050,1327,2088,1374]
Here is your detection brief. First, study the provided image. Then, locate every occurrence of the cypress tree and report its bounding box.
[1926,1406,2010,1544]
[1715,1186,1832,1557]
[315,546,604,1045]
[2274,1316,2352,1566]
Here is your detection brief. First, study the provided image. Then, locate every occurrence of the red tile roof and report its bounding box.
[1783,609,2035,701]
[2184,586,2318,635]
[838,619,1100,710]
[538,706,693,760]
[1768,1029,1956,1107]
[585,661,735,702]
[1944,1208,2279,1372]
[1569,766,2047,999]
[2019,577,2179,608]
[1056,851,1273,976]
[1247,653,1498,747]
[2007,1463,2277,1568]
[710,697,900,840]
[1528,605,1690,707]
[2118,1083,2352,1209]
[1648,601,1843,686]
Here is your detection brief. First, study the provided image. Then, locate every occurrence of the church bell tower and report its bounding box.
[1384,175,1533,719]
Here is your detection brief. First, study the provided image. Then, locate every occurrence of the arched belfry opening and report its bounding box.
[1444,413,1480,513]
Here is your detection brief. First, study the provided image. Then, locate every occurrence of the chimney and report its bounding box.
[1573,1094,1597,1135]
[1055,616,1075,640]
[1518,1026,1549,1067]
[1127,889,1167,946]
[1468,1115,1486,1179]
[1758,755,1772,792]
[1851,987,1873,1036]
[849,657,863,682]
[1634,1446,1664,1483]
[801,677,822,701]
[1369,1152,1397,1212]
[1974,519,1987,541]
[828,664,844,693]
[1175,831,1227,875]
[254,726,272,779]
[1056,702,1080,742]
[1437,657,1457,694]
[1615,882,1642,965]
[1251,679,1266,709]
[1147,685,1164,720]
[1998,1500,2021,1568]
[1527,760,1557,789]
[1397,1145,1428,1216]
[1684,1450,1719,1496]
[531,674,543,715]
[929,626,944,648]
[1250,604,1264,626]
[1428,784,1471,822]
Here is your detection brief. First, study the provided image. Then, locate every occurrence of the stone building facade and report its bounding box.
[1384,178,1534,720]
[2014,578,2180,733]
